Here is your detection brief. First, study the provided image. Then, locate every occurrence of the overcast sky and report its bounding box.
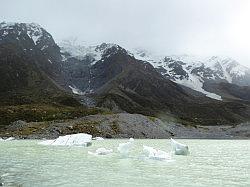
[1,0,250,67]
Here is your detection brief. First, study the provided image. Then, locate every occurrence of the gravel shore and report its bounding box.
[1,113,249,139]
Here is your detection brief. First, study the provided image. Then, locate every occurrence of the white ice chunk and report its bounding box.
[170,138,189,155]
[143,145,171,160]
[117,138,134,156]
[39,133,92,146]
[92,137,104,141]
[0,137,3,141]
[88,148,113,156]
[4,137,15,141]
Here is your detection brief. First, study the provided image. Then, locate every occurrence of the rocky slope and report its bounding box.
[1,114,249,139]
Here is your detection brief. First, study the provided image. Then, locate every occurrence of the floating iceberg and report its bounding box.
[92,137,104,141]
[143,145,171,160]
[117,138,134,156]
[5,137,15,141]
[39,133,92,146]
[88,148,113,156]
[0,137,15,141]
[170,138,189,155]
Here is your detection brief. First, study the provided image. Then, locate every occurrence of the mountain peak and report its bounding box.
[0,21,52,46]
[59,40,127,64]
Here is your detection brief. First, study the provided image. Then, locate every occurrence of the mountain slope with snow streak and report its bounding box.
[131,49,250,100]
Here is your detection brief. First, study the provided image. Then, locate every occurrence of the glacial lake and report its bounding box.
[0,139,249,187]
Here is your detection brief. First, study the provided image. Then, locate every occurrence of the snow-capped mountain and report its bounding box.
[59,39,127,65]
[1,21,250,127]
[2,22,249,101]
[58,39,130,94]
[0,22,75,107]
[131,49,250,100]
[0,22,53,50]
[0,22,62,69]
[58,39,250,100]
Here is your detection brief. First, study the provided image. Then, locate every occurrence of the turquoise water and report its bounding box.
[0,139,249,187]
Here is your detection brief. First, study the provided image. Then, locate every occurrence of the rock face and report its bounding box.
[0,22,62,78]
[203,82,250,101]
[0,22,84,107]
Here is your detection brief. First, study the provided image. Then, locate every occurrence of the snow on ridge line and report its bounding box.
[0,22,46,45]
[129,49,250,100]
[0,22,43,30]
[59,39,128,65]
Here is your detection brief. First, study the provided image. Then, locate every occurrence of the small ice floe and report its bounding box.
[117,138,134,156]
[92,137,104,141]
[4,137,15,141]
[170,138,189,155]
[88,148,113,156]
[143,145,171,160]
[38,133,92,146]
[0,137,15,141]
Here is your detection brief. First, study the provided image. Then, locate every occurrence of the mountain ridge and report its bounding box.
[58,38,250,101]
[1,22,250,129]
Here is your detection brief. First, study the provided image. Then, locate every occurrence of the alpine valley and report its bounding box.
[1,22,250,139]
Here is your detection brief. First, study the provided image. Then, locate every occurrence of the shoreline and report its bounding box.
[1,113,249,140]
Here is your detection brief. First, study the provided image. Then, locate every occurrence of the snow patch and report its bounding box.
[174,74,222,100]
[48,59,53,64]
[69,85,84,95]
[41,45,48,51]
